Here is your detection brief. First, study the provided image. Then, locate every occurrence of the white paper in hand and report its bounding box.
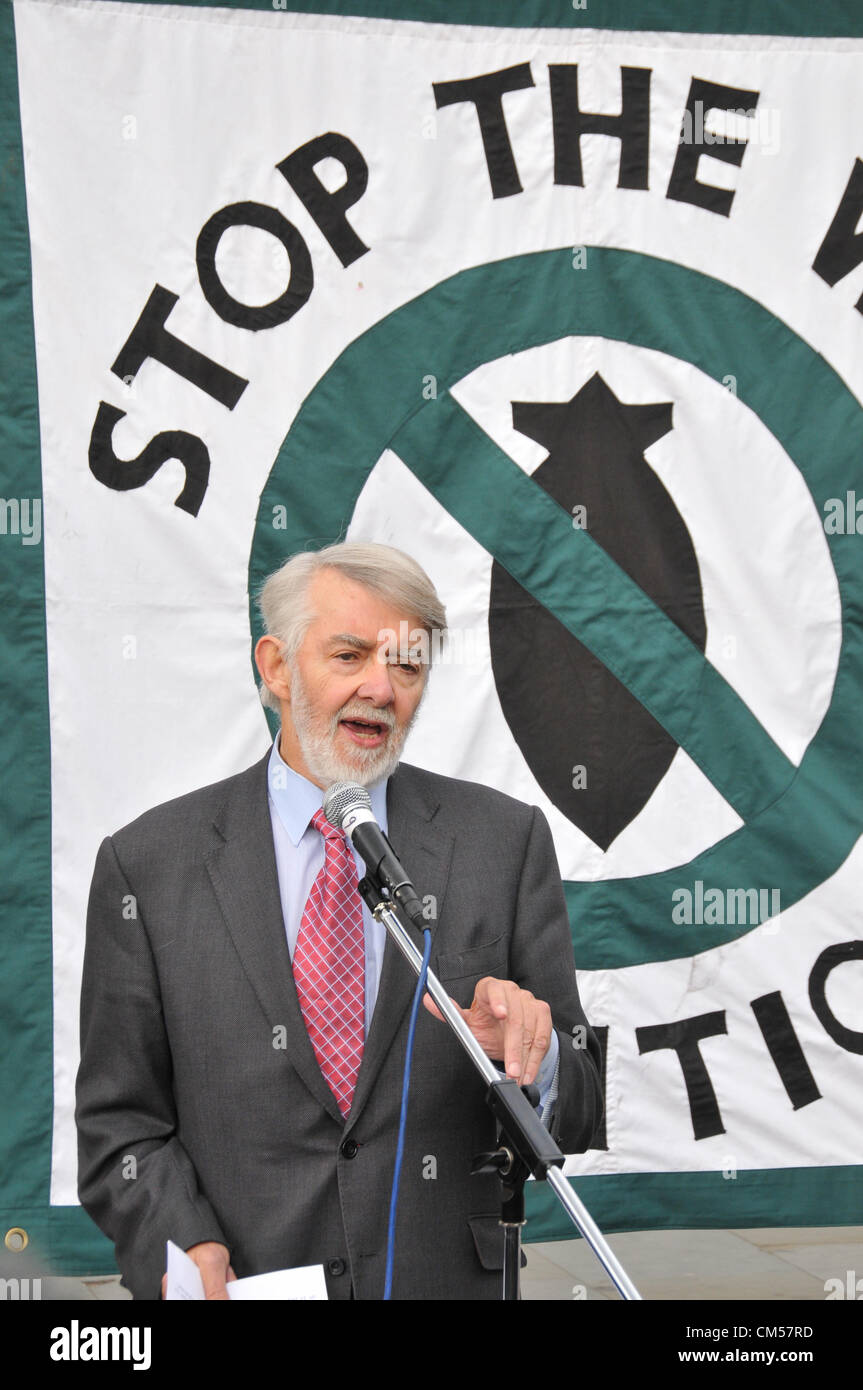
[165,1241,328,1300]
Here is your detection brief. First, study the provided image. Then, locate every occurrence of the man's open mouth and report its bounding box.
[339,717,391,746]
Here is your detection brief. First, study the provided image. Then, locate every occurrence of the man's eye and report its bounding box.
[335,651,358,662]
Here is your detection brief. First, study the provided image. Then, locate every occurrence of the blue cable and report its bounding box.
[383,925,433,1301]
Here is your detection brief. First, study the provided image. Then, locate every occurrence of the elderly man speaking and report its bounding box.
[76,541,602,1300]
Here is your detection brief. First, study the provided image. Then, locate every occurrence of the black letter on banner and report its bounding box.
[588,1025,609,1151]
[277,133,369,268]
[667,78,760,217]
[549,65,650,190]
[89,404,209,516]
[196,202,313,330]
[433,63,535,199]
[812,159,863,313]
[750,991,821,1109]
[636,1011,727,1139]
[111,286,247,407]
[809,941,863,1054]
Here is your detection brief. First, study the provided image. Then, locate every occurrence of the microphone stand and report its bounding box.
[357,871,641,1302]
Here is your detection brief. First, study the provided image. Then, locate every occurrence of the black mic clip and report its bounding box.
[357,868,389,916]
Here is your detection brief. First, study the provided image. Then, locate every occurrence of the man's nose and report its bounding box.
[356,659,395,703]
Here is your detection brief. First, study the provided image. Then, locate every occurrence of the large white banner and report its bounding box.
[2,0,862,1269]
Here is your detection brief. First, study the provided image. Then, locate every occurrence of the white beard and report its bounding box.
[289,667,419,788]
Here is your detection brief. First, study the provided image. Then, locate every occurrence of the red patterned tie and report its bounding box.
[293,809,365,1118]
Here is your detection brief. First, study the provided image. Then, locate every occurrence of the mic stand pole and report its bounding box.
[357,875,641,1302]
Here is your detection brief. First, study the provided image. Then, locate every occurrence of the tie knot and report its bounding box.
[311,807,343,841]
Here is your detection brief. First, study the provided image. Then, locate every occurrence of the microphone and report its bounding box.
[323,782,426,928]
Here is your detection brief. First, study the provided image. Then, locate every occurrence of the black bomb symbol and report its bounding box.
[489,373,707,851]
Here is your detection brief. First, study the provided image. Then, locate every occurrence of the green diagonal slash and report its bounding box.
[251,247,863,967]
[391,393,794,822]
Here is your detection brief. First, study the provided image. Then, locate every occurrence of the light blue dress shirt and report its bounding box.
[265,733,559,1117]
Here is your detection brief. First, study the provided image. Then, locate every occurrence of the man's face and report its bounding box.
[278,569,429,789]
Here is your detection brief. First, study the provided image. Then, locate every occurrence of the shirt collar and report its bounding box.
[267,730,389,844]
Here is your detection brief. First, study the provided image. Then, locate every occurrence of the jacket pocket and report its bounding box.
[435,935,507,983]
[468,1214,526,1271]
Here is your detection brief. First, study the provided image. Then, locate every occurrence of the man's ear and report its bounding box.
[254,635,291,705]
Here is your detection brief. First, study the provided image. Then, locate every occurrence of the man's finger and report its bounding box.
[499,983,528,1081]
[474,975,511,1022]
[474,976,524,1078]
[200,1263,230,1300]
[521,999,552,1087]
[187,1241,231,1300]
[422,991,468,1025]
[422,991,444,1022]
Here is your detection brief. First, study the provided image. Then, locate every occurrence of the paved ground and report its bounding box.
[520,1226,863,1301]
[21,1225,863,1300]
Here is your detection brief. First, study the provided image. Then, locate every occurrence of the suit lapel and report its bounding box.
[204,750,344,1123]
[347,763,455,1127]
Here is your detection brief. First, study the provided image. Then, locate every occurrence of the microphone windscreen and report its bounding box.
[323,781,372,829]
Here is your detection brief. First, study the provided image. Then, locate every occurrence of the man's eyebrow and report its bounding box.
[326,633,375,651]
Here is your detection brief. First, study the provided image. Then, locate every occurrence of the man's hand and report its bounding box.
[160,1241,237,1300]
[422,976,552,1086]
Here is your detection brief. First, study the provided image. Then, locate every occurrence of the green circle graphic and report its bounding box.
[249,247,863,970]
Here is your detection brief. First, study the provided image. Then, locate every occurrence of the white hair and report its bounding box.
[256,541,447,712]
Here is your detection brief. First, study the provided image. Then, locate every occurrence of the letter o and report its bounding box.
[196,201,313,330]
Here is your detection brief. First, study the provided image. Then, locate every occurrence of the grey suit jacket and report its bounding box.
[76,752,603,1300]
